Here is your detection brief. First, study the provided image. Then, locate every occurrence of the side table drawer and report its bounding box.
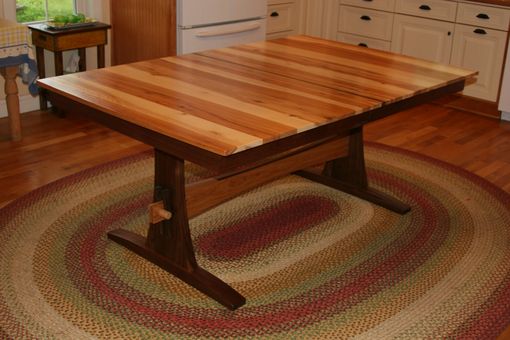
[55,30,108,51]
[31,30,55,50]
[456,3,510,31]
[338,6,394,41]
[31,29,108,51]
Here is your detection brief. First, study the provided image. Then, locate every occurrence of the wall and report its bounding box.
[499,35,510,121]
[0,0,111,117]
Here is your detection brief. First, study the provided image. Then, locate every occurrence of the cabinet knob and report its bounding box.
[270,12,279,17]
[476,13,490,20]
[360,15,371,21]
[474,28,487,35]
[419,4,431,11]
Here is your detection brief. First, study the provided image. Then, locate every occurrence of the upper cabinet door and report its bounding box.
[391,14,454,64]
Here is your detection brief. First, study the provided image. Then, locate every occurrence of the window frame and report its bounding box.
[3,0,85,23]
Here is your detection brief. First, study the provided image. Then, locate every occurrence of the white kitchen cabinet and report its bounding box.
[391,14,454,64]
[267,0,300,39]
[391,0,456,64]
[339,6,394,41]
[301,0,339,39]
[336,32,391,51]
[329,0,510,104]
[452,2,510,102]
[336,0,394,51]
[456,2,510,31]
[340,0,395,12]
[394,0,457,22]
[451,24,508,102]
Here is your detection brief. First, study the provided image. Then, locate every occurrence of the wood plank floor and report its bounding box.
[0,104,510,337]
[1,104,509,209]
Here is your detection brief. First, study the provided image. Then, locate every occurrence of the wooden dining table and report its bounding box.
[37,35,476,310]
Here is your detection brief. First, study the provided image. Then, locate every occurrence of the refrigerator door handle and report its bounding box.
[195,22,262,38]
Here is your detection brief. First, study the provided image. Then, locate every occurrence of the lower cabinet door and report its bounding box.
[450,24,508,102]
[391,14,454,64]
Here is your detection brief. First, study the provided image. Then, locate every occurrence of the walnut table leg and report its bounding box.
[108,149,246,310]
[296,126,411,214]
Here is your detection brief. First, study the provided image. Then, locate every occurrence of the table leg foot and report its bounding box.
[295,126,410,215]
[295,169,410,214]
[108,229,246,310]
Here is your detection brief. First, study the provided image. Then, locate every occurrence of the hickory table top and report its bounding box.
[37,35,476,157]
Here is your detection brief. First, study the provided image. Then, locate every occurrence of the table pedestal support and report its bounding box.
[107,130,409,309]
[296,127,411,214]
[1,66,21,141]
[108,149,246,310]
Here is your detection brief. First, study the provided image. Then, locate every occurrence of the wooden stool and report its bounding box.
[28,22,111,110]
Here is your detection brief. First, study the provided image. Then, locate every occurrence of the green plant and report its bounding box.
[16,0,75,23]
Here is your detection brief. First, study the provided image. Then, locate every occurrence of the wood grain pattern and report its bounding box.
[34,35,479,308]
[2,105,508,205]
[186,136,349,218]
[110,0,176,65]
[37,36,476,157]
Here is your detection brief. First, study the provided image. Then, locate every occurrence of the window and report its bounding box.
[15,0,77,23]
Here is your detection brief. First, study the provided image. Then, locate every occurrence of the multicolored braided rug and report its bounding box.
[1,143,509,339]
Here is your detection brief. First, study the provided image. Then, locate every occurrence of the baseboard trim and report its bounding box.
[0,95,41,118]
[435,94,501,119]
[502,111,510,122]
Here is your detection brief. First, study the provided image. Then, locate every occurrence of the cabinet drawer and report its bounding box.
[394,0,457,22]
[31,30,108,51]
[340,0,395,12]
[456,3,510,31]
[267,0,295,4]
[267,2,297,34]
[338,6,394,40]
[336,32,391,51]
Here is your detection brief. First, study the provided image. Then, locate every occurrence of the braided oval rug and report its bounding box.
[1,143,509,339]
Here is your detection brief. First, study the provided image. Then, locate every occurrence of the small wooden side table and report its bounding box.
[28,22,111,110]
[1,18,37,141]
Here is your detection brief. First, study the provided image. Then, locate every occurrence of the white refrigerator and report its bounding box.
[177,0,267,55]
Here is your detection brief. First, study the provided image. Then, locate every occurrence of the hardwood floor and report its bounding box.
[0,110,150,208]
[0,104,510,336]
[365,103,510,192]
[1,103,509,209]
